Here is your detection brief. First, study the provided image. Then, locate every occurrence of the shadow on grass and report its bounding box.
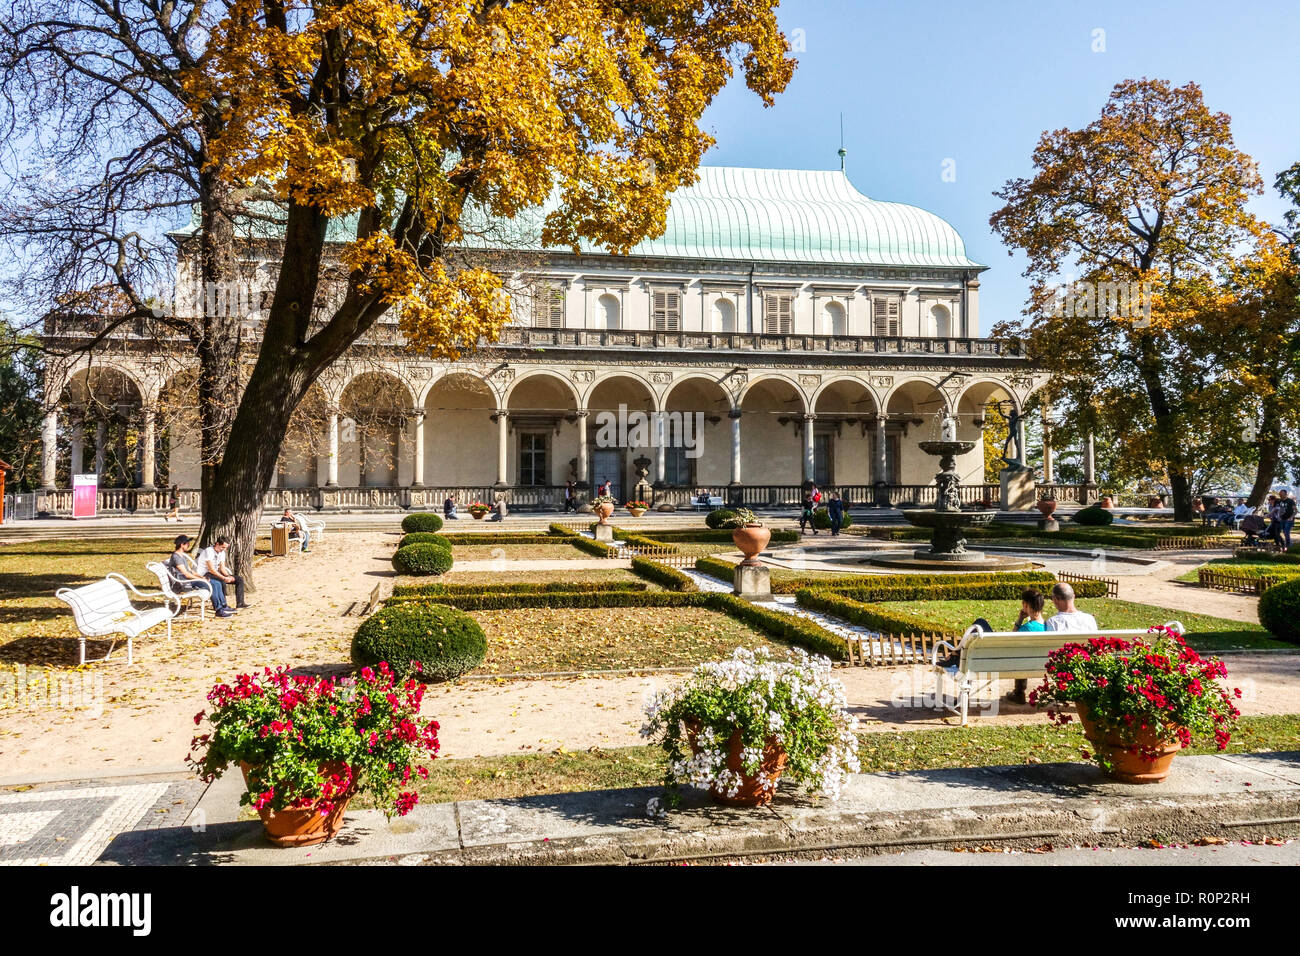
[0,634,115,666]
[0,571,100,600]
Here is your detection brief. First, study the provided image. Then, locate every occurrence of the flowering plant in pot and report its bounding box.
[727,507,769,564]
[624,499,649,516]
[1029,625,1240,783]
[467,501,490,519]
[641,647,860,810]
[187,663,440,846]
[591,492,617,523]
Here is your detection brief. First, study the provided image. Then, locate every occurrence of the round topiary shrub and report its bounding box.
[705,508,738,530]
[1072,504,1114,526]
[352,602,487,680]
[401,513,444,534]
[399,532,451,551]
[392,543,454,576]
[811,507,854,531]
[1259,578,1300,645]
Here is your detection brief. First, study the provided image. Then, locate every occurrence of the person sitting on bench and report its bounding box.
[1045,582,1098,631]
[198,537,248,615]
[166,535,207,592]
[280,508,310,552]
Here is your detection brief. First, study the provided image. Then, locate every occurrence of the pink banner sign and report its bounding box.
[72,474,98,519]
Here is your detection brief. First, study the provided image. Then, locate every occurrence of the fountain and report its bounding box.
[868,411,1036,571]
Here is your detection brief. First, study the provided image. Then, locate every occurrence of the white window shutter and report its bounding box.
[764,294,792,334]
[873,296,899,336]
[653,290,680,331]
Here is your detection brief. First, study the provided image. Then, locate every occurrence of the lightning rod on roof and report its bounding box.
[838,113,847,172]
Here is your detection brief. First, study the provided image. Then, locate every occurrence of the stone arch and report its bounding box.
[887,378,980,486]
[423,372,498,487]
[736,373,808,414]
[585,373,658,501]
[810,377,878,487]
[338,370,415,488]
[739,375,807,486]
[60,365,146,487]
[661,375,733,488]
[504,369,581,413]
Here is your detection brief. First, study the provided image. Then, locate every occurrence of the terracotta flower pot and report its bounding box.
[1036,499,1057,518]
[1076,704,1182,784]
[595,502,615,524]
[689,728,788,808]
[240,760,356,847]
[731,525,771,567]
[1100,496,1114,509]
[470,510,488,520]
[1147,496,1164,509]
[626,507,646,518]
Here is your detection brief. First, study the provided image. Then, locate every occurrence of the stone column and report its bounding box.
[140,407,157,489]
[70,421,85,478]
[802,414,816,483]
[728,409,742,486]
[1041,404,1054,483]
[655,412,666,486]
[873,415,889,506]
[40,408,58,490]
[495,411,509,487]
[411,409,426,487]
[1083,431,1097,503]
[576,411,590,486]
[326,410,339,486]
[94,421,107,477]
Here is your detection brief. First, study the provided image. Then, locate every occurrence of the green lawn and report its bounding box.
[448,543,593,562]
[471,605,781,675]
[872,597,1286,651]
[390,713,1300,805]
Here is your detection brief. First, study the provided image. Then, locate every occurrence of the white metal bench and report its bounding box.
[931,622,1185,725]
[146,561,213,621]
[692,495,725,511]
[54,574,176,665]
[292,510,325,542]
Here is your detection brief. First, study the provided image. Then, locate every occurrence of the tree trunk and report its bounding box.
[1247,398,1281,509]
[1135,340,1192,520]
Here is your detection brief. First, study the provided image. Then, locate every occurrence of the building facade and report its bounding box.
[38,166,1070,514]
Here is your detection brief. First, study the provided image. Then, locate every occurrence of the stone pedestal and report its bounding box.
[999,466,1036,511]
[733,564,772,601]
[593,523,615,542]
[1036,517,1059,532]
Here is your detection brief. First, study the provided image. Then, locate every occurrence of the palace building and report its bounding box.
[37,165,1062,515]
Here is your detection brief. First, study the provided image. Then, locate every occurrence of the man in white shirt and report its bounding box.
[197,537,248,614]
[1044,582,1098,632]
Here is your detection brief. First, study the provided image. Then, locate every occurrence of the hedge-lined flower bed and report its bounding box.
[615,528,799,545]
[826,578,1108,604]
[630,557,698,592]
[437,533,561,546]
[384,589,848,660]
[795,589,956,638]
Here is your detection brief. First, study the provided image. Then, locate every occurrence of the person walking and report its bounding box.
[563,481,577,512]
[165,484,180,522]
[826,492,844,536]
[1278,489,1296,551]
[799,488,817,535]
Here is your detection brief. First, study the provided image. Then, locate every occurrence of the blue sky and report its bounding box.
[698,0,1300,328]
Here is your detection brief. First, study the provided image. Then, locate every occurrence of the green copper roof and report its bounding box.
[617,166,980,268]
[171,166,981,269]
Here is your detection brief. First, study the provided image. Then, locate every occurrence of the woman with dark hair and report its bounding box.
[1013,588,1047,632]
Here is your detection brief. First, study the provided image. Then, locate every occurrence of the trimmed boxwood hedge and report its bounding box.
[630,557,698,592]
[351,602,487,680]
[392,542,454,576]
[617,527,800,545]
[1258,578,1300,645]
[705,508,740,530]
[399,532,452,550]
[439,533,558,546]
[392,580,647,598]
[571,536,614,557]
[401,513,444,534]
[811,507,853,531]
[1072,504,1114,526]
[616,532,680,553]
[827,578,1108,604]
[693,555,1058,594]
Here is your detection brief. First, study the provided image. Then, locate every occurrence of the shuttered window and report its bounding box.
[652,290,681,331]
[872,296,900,336]
[535,286,565,328]
[763,293,793,334]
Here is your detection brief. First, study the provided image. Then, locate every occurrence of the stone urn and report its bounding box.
[595,502,616,525]
[732,524,771,567]
[1036,498,1057,518]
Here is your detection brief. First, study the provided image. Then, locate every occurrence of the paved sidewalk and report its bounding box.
[96,751,1300,866]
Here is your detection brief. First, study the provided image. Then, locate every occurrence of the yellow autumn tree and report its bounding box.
[990,79,1268,519]
[178,0,794,568]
